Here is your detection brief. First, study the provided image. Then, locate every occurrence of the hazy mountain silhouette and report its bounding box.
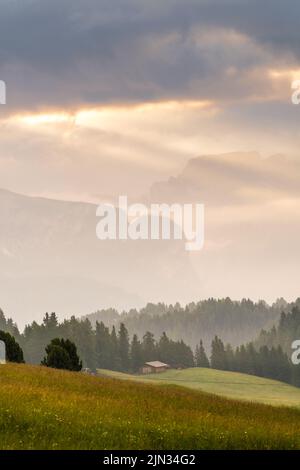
[1,151,300,326]
[0,188,197,326]
[147,152,300,304]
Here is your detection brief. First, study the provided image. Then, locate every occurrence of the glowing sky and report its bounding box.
[0,1,299,202]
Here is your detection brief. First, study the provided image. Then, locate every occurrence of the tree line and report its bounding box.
[256,306,300,355]
[1,306,300,386]
[208,336,298,386]
[0,310,195,372]
[85,322,195,372]
[85,297,290,350]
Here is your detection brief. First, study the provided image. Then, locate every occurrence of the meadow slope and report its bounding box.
[1,364,300,449]
[98,367,300,408]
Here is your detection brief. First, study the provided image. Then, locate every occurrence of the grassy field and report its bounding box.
[1,364,300,449]
[98,367,300,408]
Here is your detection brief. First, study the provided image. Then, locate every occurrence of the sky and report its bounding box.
[0,0,299,200]
[0,0,300,316]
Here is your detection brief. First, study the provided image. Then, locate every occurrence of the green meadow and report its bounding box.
[98,367,300,408]
[1,363,300,449]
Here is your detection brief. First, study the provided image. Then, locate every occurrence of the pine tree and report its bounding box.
[259,345,272,378]
[142,331,157,362]
[62,338,82,371]
[110,326,120,371]
[118,323,130,371]
[95,321,112,370]
[176,340,194,368]
[291,363,300,387]
[158,332,171,364]
[195,340,210,368]
[210,336,227,370]
[41,338,82,371]
[130,334,143,372]
[225,344,234,371]
[245,343,258,376]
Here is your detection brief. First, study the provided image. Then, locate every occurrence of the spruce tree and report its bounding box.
[118,323,130,371]
[142,331,157,362]
[177,340,194,368]
[195,340,210,368]
[110,326,121,371]
[41,338,82,371]
[95,321,112,370]
[225,344,235,371]
[158,332,171,364]
[210,336,227,370]
[130,334,143,372]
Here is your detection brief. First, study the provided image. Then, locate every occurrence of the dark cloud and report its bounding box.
[0,0,299,109]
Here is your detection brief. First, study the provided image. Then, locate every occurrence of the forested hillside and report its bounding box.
[256,306,300,354]
[85,298,289,349]
[2,298,300,385]
[0,309,19,338]
[0,310,195,370]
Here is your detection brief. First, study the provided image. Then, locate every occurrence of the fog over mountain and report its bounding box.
[1,151,300,326]
[148,152,300,303]
[0,186,197,326]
